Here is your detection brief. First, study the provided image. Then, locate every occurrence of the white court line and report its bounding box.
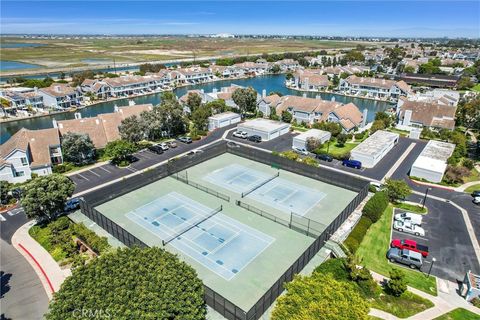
[98,166,111,173]
[76,173,90,181]
[88,169,101,177]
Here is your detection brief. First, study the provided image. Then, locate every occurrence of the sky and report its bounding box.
[1,1,479,38]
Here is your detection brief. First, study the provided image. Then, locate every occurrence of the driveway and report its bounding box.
[391,203,480,282]
[0,208,49,320]
[71,124,236,194]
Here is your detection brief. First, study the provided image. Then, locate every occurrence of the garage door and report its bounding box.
[270,129,280,139]
[280,127,290,135]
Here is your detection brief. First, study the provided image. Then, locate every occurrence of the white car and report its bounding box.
[160,143,169,151]
[293,147,309,155]
[233,131,248,139]
[370,182,384,192]
[473,196,480,205]
[393,220,425,237]
[394,211,422,226]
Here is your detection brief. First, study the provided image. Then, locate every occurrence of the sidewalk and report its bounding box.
[11,221,71,300]
[369,271,480,319]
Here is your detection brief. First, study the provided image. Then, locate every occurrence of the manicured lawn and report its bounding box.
[434,308,480,320]
[395,202,428,214]
[356,205,438,296]
[371,291,434,318]
[320,140,359,158]
[387,128,410,137]
[464,169,480,184]
[465,183,480,194]
[471,83,480,93]
[316,258,434,318]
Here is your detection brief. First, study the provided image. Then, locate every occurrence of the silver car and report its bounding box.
[387,248,423,269]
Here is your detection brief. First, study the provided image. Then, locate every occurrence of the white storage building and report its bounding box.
[236,119,290,141]
[410,140,456,183]
[350,130,399,168]
[207,112,241,131]
[292,129,331,150]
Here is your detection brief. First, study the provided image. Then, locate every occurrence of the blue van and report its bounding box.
[342,159,362,169]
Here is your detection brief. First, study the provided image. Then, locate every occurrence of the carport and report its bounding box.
[350,130,399,168]
[208,112,241,131]
[236,119,290,141]
[292,129,331,149]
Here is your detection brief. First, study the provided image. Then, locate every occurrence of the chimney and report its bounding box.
[302,93,307,98]
[128,100,135,106]
[54,85,61,93]
[315,95,320,99]
[213,88,218,93]
[95,119,100,125]
[331,96,335,102]
[114,104,119,112]
[74,112,82,119]
[52,118,58,128]
[362,108,368,127]
[34,87,38,94]
[262,89,266,98]
[200,89,204,94]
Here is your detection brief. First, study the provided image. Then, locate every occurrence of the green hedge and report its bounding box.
[344,216,372,253]
[362,191,389,223]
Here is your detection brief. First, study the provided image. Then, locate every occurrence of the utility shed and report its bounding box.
[350,130,399,168]
[207,112,241,131]
[237,119,290,141]
[410,140,455,183]
[292,129,331,150]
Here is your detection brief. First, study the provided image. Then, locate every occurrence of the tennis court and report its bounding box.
[203,163,325,215]
[126,192,274,280]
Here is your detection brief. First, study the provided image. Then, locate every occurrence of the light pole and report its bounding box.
[428,257,436,277]
[326,139,331,155]
[422,187,432,209]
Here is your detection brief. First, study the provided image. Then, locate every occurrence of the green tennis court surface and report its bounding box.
[95,153,356,311]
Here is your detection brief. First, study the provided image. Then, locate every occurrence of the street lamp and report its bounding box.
[326,139,331,154]
[428,257,436,277]
[422,187,432,209]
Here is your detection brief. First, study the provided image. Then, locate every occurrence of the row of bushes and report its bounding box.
[344,191,389,253]
[29,216,110,267]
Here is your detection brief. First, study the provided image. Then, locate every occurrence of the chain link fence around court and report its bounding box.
[172,171,230,202]
[79,140,369,320]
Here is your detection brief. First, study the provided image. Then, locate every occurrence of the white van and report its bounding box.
[394,211,423,226]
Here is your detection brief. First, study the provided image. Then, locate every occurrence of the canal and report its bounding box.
[0,74,392,144]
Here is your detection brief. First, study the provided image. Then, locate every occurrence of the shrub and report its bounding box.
[336,134,348,147]
[385,269,407,297]
[303,157,318,167]
[349,217,372,241]
[52,163,75,174]
[463,159,475,170]
[362,191,389,223]
[344,237,359,253]
[280,150,299,161]
[355,132,366,140]
[444,165,470,184]
[313,258,349,281]
[471,297,480,308]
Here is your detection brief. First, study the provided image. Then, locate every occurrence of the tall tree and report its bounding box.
[384,178,411,203]
[272,273,369,320]
[191,104,212,131]
[118,115,146,144]
[186,92,202,113]
[21,174,75,221]
[46,247,206,320]
[103,140,137,165]
[232,87,258,116]
[61,132,96,165]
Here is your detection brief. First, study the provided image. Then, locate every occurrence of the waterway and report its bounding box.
[0,61,42,72]
[0,74,391,144]
[1,43,46,48]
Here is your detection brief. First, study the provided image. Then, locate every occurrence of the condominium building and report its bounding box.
[338,75,412,100]
[39,83,83,109]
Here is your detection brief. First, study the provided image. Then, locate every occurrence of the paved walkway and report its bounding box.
[11,221,71,300]
[457,180,480,192]
[369,271,480,319]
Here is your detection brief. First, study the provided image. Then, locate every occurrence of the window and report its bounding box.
[21,157,28,166]
[14,171,25,177]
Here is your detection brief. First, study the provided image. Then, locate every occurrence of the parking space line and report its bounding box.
[126,167,138,173]
[76,173,90,181]
[98,166,111,173]
[0,215,6,222]
[88,169,101,177]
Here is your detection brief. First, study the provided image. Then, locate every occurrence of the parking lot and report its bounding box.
[70,124,236,194]
[227,131,418,181]
[391,205,480,282]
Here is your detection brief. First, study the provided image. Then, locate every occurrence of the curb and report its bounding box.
[17,243,55,296]
[410,179,455,191]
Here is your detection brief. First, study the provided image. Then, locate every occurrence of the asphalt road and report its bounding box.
[71,124,236,194]
[392,204,480,282]
[0,208,49,320]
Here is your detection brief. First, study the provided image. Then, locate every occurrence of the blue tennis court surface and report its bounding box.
[126,192,275,280]
[203,164,325,215]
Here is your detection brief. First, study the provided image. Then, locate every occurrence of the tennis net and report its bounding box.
[241,172,279,198]
[162,205,223,245]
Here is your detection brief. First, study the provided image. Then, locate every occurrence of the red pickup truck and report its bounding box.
[390,239,429,257]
